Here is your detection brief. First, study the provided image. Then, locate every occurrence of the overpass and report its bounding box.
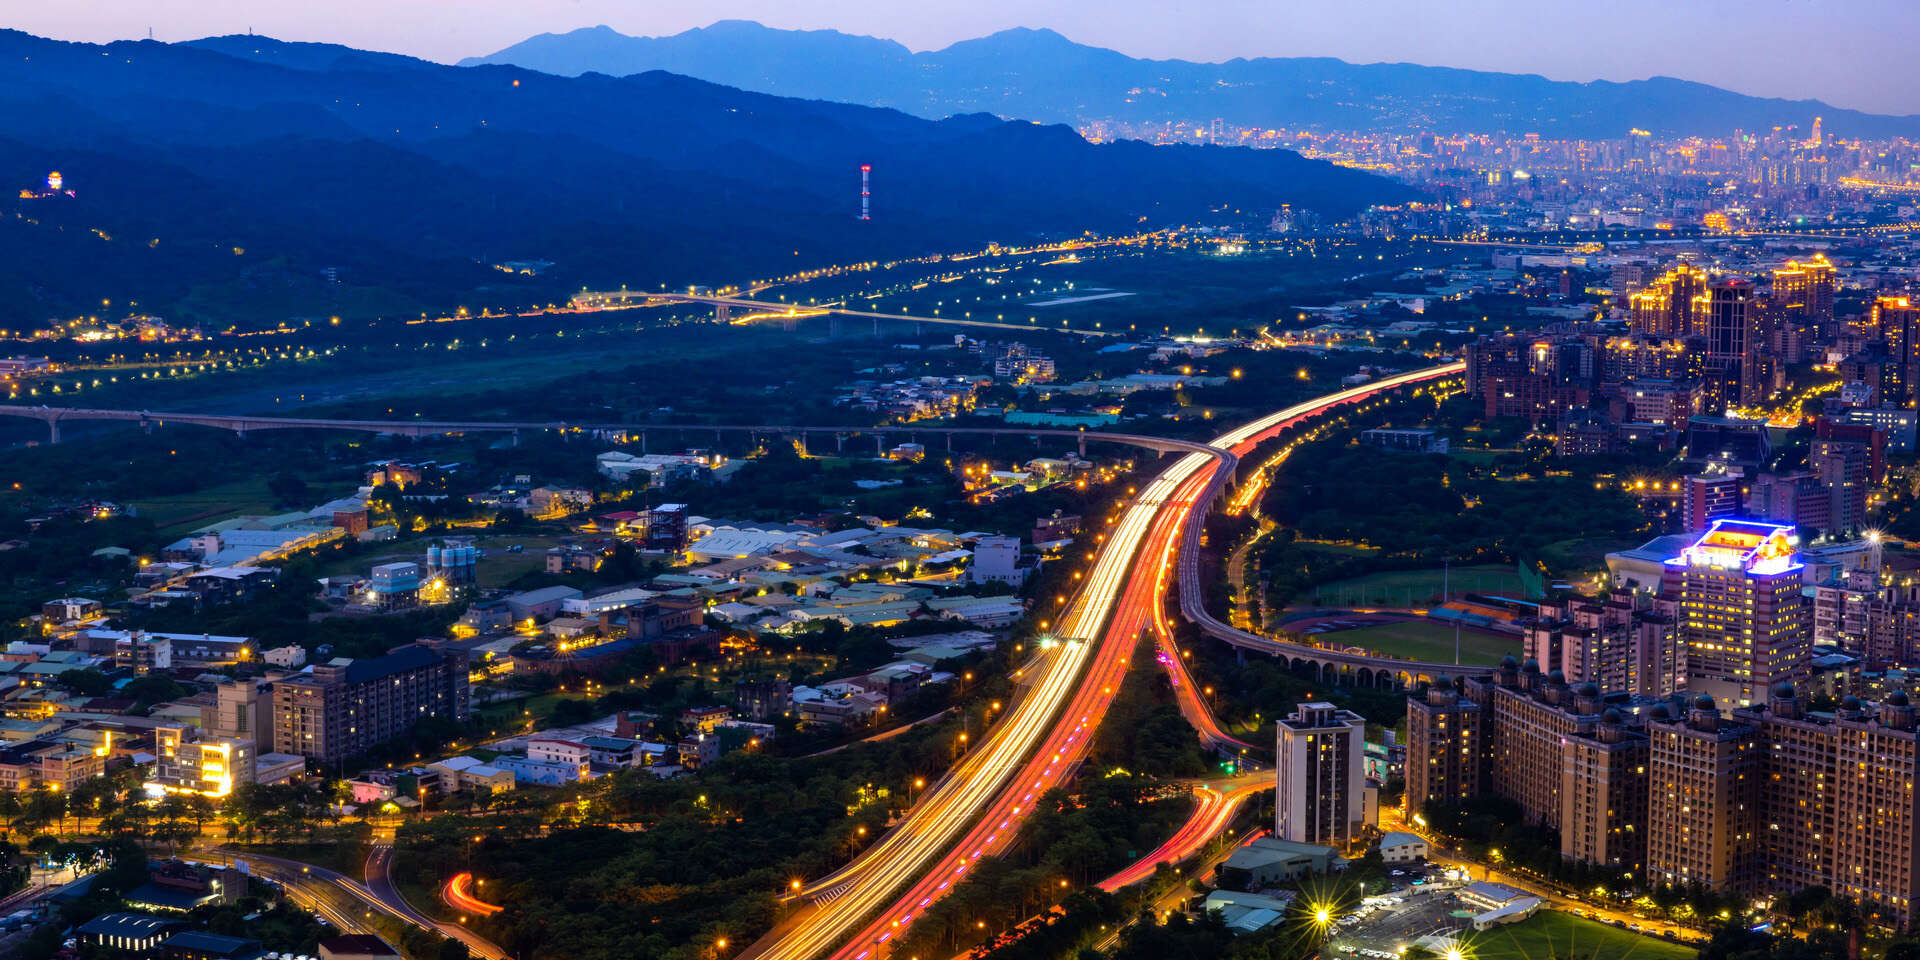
[573,290,1121,338]
[1170,361,1486,689]
[0,403,1228,464]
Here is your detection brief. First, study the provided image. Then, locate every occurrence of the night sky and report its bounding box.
[16,0,1920,114]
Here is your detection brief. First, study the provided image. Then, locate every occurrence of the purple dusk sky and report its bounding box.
[14,0,1920,114]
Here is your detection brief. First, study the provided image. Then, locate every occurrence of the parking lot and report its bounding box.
[1328,870,1476,958]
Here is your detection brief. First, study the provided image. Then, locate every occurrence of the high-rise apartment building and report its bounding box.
[1274,701,1365,848]
[1407,673,1920,927]
[1628,265,1709,339]
[1662,519,1812,707]
[1771,255,1837,358]
[1645,694,1762,889]
[1874,296,1920,408]
[1812,570,1920,663]
[203,677,271,749]
[271,643,470,767]
[1682,469,1743,532]
[1525,595,1681,696]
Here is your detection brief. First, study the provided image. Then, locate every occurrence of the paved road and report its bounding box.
[192,844,510,959]
[364,842,512,959]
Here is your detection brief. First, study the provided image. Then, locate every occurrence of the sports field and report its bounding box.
[1304,565,1528,608]
[1316,619,1517,666]
[1462,911,1693,960]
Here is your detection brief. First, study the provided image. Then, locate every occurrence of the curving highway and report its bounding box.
[1097,776,1271,893]
[1175,362,1478,685]
[738,363,1466,960]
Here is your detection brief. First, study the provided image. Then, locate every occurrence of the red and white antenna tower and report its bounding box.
[859,164,871,221]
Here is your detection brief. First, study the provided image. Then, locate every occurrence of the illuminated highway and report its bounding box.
[743,363,1465,960]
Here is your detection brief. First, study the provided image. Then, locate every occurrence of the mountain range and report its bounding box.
[0,29,1403,329]
[463,20,1920,140]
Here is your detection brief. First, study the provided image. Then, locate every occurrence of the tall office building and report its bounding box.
[1274,701,1365,848]
[1700,278,1768,405]
[271,643,470,767]
[1663,520,1812,708]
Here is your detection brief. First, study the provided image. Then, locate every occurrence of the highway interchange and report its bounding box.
[745,362,1466,960]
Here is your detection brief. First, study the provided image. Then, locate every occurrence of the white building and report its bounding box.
[1379,830,1428,863]
[1274,701,1365,849]
[968,535,1024,586]
[526,738,592,778]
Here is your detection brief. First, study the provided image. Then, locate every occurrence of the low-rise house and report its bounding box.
[676,734,719,770]
[495,754,582,787]
[1379,830,1427,863]
[581,735,649,770]
[41,597,103,623]
[428,755,515,793]
[526,738,591,777]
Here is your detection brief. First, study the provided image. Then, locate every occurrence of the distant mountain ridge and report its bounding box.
[461,19,1920,139]
[0,28,1405,327]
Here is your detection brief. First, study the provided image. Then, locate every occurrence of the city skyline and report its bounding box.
[8,0,1920,115]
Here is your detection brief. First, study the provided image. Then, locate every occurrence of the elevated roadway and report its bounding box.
[574,291,1121,338]
[767,364,1469,960]
[1173,361,1479,688]
[0,405,1221,461]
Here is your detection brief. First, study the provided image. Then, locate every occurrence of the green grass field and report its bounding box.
[1462,911,1694,960]
[1314,619,1517,666]
[130,478,283,535]
[305,533,566,588]
[1304,565,1529,608]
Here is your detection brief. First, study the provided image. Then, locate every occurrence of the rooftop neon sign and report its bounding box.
[1667,518,1801,576]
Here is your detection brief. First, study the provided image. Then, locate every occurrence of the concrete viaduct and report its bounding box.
[0,405,1227,463]
[1171,363,1484,689]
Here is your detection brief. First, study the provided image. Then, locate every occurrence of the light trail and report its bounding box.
[1097,778,1270,892]
[444,872,504,917]
[748,362,1465,960]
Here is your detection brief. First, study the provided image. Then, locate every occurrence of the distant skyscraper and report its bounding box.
[1662,519,1812,707]
[1809,115,1824,148]
[1274,701,1364,848]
